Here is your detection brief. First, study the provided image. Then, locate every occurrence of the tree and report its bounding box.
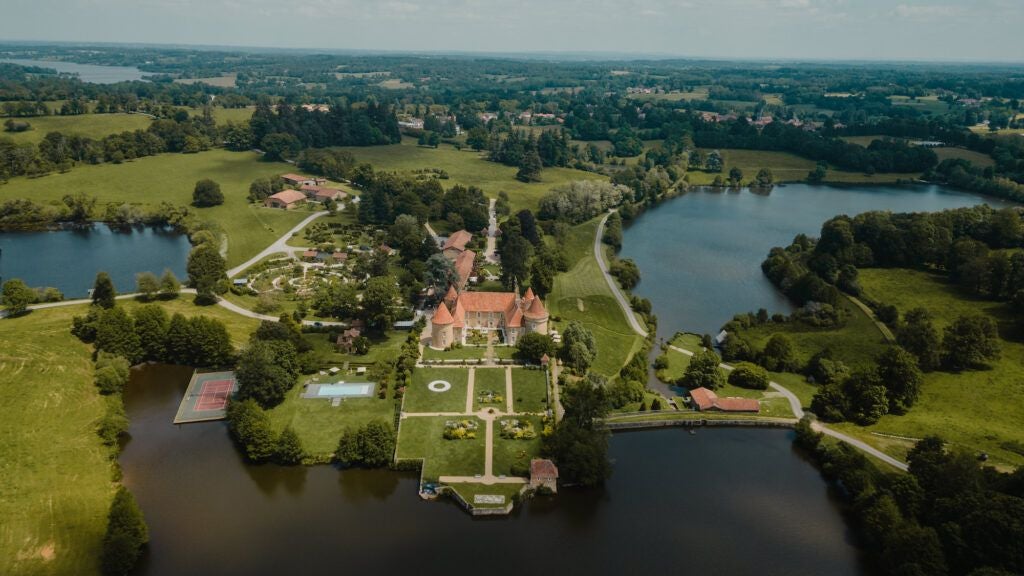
[842,370,890,425]
[192,179,223,207]
[565,342,594,374]
[132,305,169,362]
[235,340,296,409]
[941,314,1001,371]
[898,308,941,371]
[335,421,396,468]
[312,279,358,320]
[759,334,798,372]
[754,168,774,188]
[226,398,278,462]
[92,272,117,309]
[561,374,611,430]
[728,166,743,186]
[100,487,148,576]
[260,132,301,161]
[360,276,400,331]
[807,162,827,183]
[95,307,142,364]
[94,353,131,395]
[159,269,181,299]
[275,426,305,465]
[728,362,769,390]
[424,254,459,297]
[516,149,543,182]
[680,349,725,390]
[135,272,160,301]
[706,150,723,172]
[875,347,922,414]
[187,244,227,304]
[1,279,35,316]
[516,332,555,364]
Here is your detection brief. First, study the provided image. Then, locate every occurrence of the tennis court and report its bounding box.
[174,371,238,424]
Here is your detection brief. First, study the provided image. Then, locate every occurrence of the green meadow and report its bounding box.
[1,113,153,144]
[0,149,310,268]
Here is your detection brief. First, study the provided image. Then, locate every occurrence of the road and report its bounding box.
[225,210,328,278]
[484,198,498,263]
[595,211,648,338]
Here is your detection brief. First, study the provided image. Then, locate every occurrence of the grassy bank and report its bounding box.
[0,306,113,575]
[685,148,921,186]
[0,149,310,268]
[546,218,644,377]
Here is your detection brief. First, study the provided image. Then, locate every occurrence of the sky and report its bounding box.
[2,0,1023,62]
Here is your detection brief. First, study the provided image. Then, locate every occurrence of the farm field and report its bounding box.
[858,268,1024,468]
[0,305,113,576]
[932,147,996,167]
[0,149,311,268]
[1,112,152,144]
[336,137,605,213]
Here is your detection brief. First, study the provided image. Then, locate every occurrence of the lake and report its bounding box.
[620,183,1012,340]
[121,365,864,576]
[0,225,190,298]
[0,58,146,83]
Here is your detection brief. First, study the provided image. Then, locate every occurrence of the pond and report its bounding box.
[0,58,147,83]
[620,183,1013,340]
[0,224,190,298]
[121,365,864,575]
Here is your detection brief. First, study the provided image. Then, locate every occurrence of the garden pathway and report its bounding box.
[505,367,514,414]
[484,198,498,263]
[465,368,476,414]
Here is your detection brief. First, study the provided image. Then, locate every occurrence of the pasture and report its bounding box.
[1,113,152,144]
[0,149,310,267]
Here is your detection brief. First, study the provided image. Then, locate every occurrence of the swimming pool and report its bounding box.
[314,383,374,398]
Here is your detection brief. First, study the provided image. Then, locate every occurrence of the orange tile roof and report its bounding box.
[281,173,308,182]
[456,291,516,313]
[454,250,475,287]
[714,397,761,412]
[432,302,454,325]
[690,387,717,411]
[530,458,559,479]
[524,295,547,319]
[268,190,306,204]
[443,229,473,252]
[523,286,535,300]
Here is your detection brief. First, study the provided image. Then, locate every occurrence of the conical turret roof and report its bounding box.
[432,302,454,325]
[524,294,548,319]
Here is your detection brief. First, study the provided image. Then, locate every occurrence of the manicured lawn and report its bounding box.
[336,137,605,212]
[422,346,487,361]
[492,415,544,476]
[447,482,524,509]
[2,113,153,144]
[0,149,310,267]
[403,368,470,413]
[547,218,644,377]
[858,268,1024,468]
[472,368,508,412]
[512,369,548,413]
[656,347,692,383]
[395,416,485,480]
[0,305,113,575]
[266,382,394,458]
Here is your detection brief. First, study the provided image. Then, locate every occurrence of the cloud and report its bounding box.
[893,3,960,19]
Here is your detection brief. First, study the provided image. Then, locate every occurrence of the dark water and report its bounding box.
[0,225,189,298]
[0,58,146,83]
[620,183,1013,339]
[121,365,863,576]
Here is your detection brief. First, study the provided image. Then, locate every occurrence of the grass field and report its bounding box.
[0,305,113,575]
[933,147,996,168]
[472,368,507,412]
[1,113,153,144]
[687,149,918,185]
[336,137,604,212]
[302,330,406,367]
[403,368,470,413]
[546,219,644,377]
[421,346,488,361]
[858,268,1024,468]
[512,369,548,413]
[731,298,891,371]
[0,149,310,267]
[888,95,950,115]
[448,483,524,509]
[492,415,544,476]
[266,382,394,457]
[395,416,484,480]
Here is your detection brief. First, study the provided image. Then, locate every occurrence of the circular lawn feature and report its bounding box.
[427,380,452,393]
